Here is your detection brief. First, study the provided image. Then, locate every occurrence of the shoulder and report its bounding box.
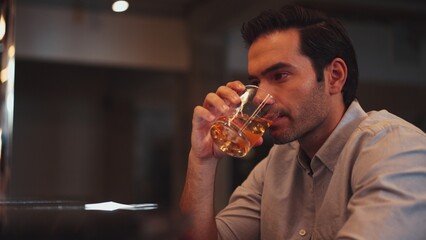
[357,110,425,137]
[347,109,426,187]
[346,109,426,155]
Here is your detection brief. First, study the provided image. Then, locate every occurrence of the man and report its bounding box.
[180,5,426,240]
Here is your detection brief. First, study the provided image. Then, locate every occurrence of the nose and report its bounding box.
[255,82,274,101]
[253,90,274,107]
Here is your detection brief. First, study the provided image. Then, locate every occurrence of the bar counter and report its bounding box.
[0,200,187,239]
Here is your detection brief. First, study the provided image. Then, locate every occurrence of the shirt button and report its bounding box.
[299,228,307,236]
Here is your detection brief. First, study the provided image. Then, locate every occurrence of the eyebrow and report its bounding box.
[248,62,295,80]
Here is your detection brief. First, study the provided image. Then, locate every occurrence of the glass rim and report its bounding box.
[244,84,273,98]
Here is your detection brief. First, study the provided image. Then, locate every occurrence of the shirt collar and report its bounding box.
[314,100,368,172]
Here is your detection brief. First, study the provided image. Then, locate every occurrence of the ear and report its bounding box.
[324,58,347,95]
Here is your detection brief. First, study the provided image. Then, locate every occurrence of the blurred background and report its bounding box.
[2,0,426,213]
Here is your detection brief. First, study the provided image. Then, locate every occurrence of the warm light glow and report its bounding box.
[112,1,129,13]
[1,56,15,83]
[1,67,8,83]
[0,15,5,41]
[8,45,15,58]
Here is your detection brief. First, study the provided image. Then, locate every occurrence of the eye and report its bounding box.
[272,72,289,81]
[249,78,260,86]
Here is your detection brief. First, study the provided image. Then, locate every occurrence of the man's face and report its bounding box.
[247,29,330,144]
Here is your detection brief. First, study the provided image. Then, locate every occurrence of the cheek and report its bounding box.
[295,82,328,115]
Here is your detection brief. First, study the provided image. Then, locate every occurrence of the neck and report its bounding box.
[299,101,347,159]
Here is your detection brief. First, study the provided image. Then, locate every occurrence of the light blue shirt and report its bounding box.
[216,100,426,239]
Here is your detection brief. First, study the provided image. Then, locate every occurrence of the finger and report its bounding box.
[203,92,230,116]
[253,137,264,147]
[192,105,215,127]
[216,86,241,107]
[226,81,246,93]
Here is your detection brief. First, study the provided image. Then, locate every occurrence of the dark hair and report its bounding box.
[241,5,358,107]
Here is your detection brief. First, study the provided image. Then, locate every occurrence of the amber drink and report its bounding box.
[210,85,275,158]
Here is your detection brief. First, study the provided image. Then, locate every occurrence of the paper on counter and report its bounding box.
[84,201,158,211]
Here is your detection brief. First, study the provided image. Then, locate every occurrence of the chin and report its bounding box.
[270,131,290,144]
[269,129,296,145]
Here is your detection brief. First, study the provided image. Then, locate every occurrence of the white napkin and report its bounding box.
[84,201,158,211]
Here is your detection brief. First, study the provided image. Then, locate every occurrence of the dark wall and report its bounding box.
[9,58,189,206]
[357,82,426,130]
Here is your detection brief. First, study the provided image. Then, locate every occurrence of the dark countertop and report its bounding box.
[0,200,188,240]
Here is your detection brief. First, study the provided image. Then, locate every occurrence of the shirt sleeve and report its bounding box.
[215,157,269,240]
[336,123,426,239]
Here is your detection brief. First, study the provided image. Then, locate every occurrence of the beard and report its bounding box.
[268,81,329,145]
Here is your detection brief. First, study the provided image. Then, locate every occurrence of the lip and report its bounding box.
[270,115,289,128]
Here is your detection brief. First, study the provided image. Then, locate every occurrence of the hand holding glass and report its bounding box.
[210,85,277,158]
